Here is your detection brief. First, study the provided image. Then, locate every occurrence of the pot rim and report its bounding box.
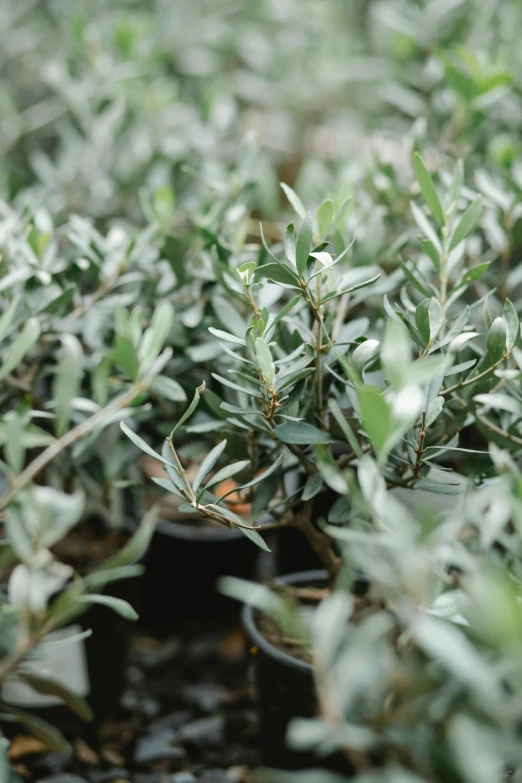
[144,469,300,542]
[155,516,260,542]
[242,569,328,674]
[152,503,279,542]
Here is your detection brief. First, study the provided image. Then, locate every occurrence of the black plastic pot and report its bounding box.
[139,517,262,632]
[1,543,144,731]
[80,563,143,719]
[242,569,353,773]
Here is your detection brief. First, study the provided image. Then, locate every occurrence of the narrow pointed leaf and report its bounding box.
[0,318,40,381]
[77,594,138,621]
[193,439,228,492]
[275,421,333,445]
[280,183,307,219]
[18,672,93,722]
[413,152,444,227]
[450,196,483,250]
[170,382,206,435]
[296,214,313,277]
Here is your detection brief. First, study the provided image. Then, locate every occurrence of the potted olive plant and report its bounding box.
[0,241,178,744]
[245,448,522,782]
[124,152,521,770]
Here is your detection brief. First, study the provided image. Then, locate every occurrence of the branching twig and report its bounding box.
[0,382,148,512]
[441,354,509,397]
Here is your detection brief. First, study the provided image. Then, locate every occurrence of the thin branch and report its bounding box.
[477,414,522,447]
[441,354,509,396]
[0,382,147,512]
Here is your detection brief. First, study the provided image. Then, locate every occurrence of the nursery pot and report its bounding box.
[1,529,145,730]
[242,569,353,773]
[139,517,261,632]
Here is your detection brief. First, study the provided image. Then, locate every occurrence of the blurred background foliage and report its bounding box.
[1,0,522,223]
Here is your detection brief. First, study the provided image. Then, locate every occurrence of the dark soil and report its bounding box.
[51,521,130,575]
[258,587,376,664]
[8,622,258,783]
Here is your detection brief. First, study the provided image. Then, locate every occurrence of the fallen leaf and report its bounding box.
[74,737,100,765]
[8,735,47,759]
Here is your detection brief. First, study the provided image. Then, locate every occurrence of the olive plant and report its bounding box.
[0,276,177,750]
[126,153,520,575]
[122,152,522,779]
[245,450,522,782]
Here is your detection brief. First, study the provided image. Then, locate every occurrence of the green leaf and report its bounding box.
[284,223,296,265]
[77,594,138,621]
[295,214,313,277]
[256,263,300,287]
[208,327,246,345]
[474,393,520,414]
[381,319,411,387]
[255,337,276,385]
[454,262,490,291]
[302,473,323,500]
[327,399,363,457]
[445,359,476,377]
[212,372,260,397]
[138,301,174,368]
[415,298,443,345]
[170,382,206,435]
[426,396,444,427]
[280,182,307,219]
[238,525,271,551]
[0,296,20,343]
[411,202,442,251]
[359,387,392,456]
[415,300,431,344]
[446,158,464,209]
[450,196,483,250]
[314,445,349,494]
[18,672,93,722]
[275,422,333,445]
[317,199,334,236]
[352,340,379,376]
[0,706,68,753]
[204,460,251,491]
[4,412,26,473]
[503,298,519,350]
[0,318,40,381]
[486,317,507,363]
[320,273,381,302]
[483,294,493,331]
[264,295,301,338]
[193,439,227,492]
[161,440,186,491]
[220,452,285,499]
[149,375,187,402]
[418,236,440,271]
[428,299,444,342]
[398,258,431,297]
[53,334,84,437]
[120,421,169,463]
[5,506,34,561]
[152,476,184,498]
[99,508,158,572]
[413,152,444,227]
[91,353,112,407]
[114,336,139,380]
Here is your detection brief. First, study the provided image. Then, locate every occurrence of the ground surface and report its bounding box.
[8,621,258,783]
